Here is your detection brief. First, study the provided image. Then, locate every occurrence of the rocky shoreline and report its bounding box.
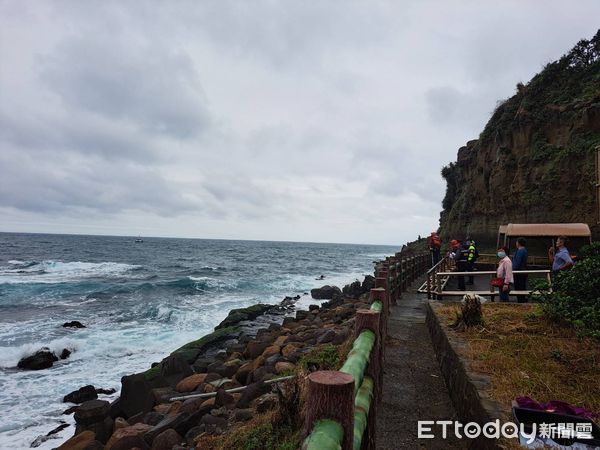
[52,275,375,449]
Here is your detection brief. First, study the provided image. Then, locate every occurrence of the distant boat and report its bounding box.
[134,237,144,243]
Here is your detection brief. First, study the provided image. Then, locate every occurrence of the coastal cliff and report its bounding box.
[439,30,600,245]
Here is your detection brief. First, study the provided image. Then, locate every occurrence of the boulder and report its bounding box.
[59,348,72,360]
[215,304,272,329]
[274,362,295,374]
[175,373,207,393]
[192,358,212,373]
[316,329,336,344]
[236,381,269,408]
[255,393,278,413]
[143,413,189,445]
[342,280,363,299]
[282,343,301,358]
[74,416,113,444]
[295,310,309,320]
[56,430,95,450]
[243,341,270,359]
[151,429,182,450]
[151,387,179,404]
[273,335,288,347]
[63,321,86,328]
[362,275,376,292]
[249,366,274,383]
[184,426,203,444]
[179,398,207,414]
[143,412,165,426]
[234,408,253,422]
[159,354,193,386]
[200,397,216,409]
[64,385,98,404]
[74,400,110,426]
[96,387,117,395]
[214,388,234,408]
[234,362,253,385]
[105,423,152,450]
[261,345,281,359]
[17,348,58,370]
[113,417,129,431]
[120,373,162,418]
[310,285,342,300]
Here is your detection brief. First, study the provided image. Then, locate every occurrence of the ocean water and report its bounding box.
[0,232,397,449]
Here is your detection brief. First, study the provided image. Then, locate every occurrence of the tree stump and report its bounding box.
[452,294,483,331]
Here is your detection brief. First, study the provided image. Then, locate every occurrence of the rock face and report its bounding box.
[439,32,600,245]
[310,285,342,299]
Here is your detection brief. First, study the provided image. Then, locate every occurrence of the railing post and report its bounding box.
[427,270,431,299]
[436,272,443,300]
[355,309,380,450]
[304,371,355,450]
[371,285,388,366]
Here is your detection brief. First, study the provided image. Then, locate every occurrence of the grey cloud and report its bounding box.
[41,36,210,139]
[425,86,462,124]
[0,109,161,162]
[0,150,197,216]
[2,1,600,244]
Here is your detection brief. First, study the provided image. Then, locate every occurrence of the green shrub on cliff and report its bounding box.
[480,30,600,143]
[532,242,600,340]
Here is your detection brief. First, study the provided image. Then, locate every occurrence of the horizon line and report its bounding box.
[0,230,404,248]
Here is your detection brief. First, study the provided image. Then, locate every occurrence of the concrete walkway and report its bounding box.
[376,278,466,449]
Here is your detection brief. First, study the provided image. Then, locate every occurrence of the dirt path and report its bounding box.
[376,279,466,449]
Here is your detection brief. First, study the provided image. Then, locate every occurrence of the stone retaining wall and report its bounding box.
[426,301,508,450]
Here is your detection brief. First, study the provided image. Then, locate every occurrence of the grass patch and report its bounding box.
[298,339,353,372]
[195,411,300,450]
[436,303,600,414]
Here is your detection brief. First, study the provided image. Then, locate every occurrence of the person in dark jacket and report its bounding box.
[456,241,470,290]
[512,237,528,303]
[465,237,478,285]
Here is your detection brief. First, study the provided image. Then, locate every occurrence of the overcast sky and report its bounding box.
[1,1,598,245]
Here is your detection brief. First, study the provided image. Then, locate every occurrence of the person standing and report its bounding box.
[465,236,478,285]
[548,236,574,276]
[496,246,514,302]
[428,232,442,267]
[512,237,528,303]
[456,240,470,290]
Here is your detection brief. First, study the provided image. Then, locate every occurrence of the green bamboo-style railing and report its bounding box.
[302,251,429,450]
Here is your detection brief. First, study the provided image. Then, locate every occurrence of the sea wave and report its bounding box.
[0,260,142,284]
[0,337,79,369]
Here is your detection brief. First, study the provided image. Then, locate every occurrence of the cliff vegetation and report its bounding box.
[440,30,600,245]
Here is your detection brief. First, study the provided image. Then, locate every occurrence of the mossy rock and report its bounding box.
[143,365,161,381]
[215,304,272,329]
[171,325,241,363]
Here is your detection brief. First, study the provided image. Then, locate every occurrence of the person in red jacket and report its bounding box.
[427,232,441,267]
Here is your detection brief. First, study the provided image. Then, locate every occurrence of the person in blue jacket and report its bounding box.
[512,237,528,303]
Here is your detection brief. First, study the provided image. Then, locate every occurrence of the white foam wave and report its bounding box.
[0,337,79,369]
[0,260,141,284]
[187,275,236,290]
